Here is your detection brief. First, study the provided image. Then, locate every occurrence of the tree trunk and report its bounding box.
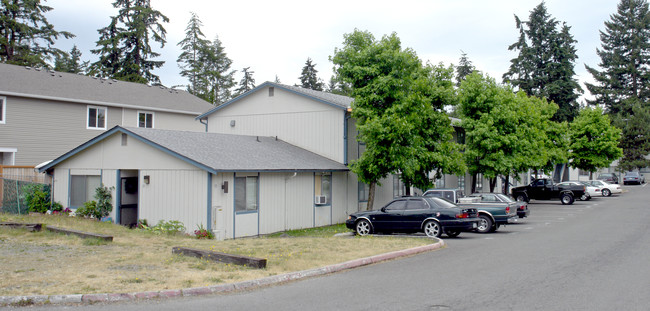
[503,175,511,195]
[590,171,593,180]
[367,182,376,211]
[471,173,477,194]
[489,177,497,192]
[404,182,411,196]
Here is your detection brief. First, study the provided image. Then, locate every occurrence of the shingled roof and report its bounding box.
[0,62,214,115]
[39,126,349,173]
[197,81,353,119]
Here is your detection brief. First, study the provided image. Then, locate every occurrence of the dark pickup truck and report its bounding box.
[511,178,586,205]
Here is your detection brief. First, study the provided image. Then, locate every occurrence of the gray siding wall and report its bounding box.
[0,95,204,166]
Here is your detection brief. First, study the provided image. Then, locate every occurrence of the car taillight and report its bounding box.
[456,213,469,219]
[506,206,510,213]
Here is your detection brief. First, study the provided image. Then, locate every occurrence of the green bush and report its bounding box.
[75,184,114,220]
[23,184,50,214]
[140,220,186,235]
[75,201,97,218]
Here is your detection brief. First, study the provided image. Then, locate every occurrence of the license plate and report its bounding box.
[472,222,477,228]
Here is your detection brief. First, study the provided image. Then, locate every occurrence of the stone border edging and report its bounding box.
[0,239,445,306]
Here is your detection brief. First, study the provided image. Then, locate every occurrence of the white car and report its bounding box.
[586,180,622,197]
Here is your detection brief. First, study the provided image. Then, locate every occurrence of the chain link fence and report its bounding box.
[0,166,52,214]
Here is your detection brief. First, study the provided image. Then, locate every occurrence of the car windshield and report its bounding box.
[625,172,639,177]
[424,197,457,209]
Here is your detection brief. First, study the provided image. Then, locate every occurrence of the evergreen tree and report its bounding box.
[0,0,74,67]
[503,2,582,122]
[586,0,650,170]
[274,75,281,83]
[90,0,169,84]
[54,45,88,73]
[177,12,210,95]
[327,75,352,96]
[298,57,324,90]
[199,35,236,105]
[234,67,255,96]
[455,51,475,86]
[585,0,650,116]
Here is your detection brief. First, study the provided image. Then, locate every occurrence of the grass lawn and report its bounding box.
[0,213,436,296]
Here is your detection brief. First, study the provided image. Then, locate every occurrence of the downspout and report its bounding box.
[199,117,208,132]
[344,110,351,165]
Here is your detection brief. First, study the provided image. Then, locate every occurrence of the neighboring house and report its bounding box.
[0,62,214,166]
[39,126,348,240]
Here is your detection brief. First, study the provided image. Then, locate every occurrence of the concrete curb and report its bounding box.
[0,239,445,307]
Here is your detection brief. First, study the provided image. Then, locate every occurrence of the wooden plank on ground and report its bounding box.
[172,246,267,269]
[46,226,113,241]
[0,222,42,232]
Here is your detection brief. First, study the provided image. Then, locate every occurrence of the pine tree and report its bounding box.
[0,0,74,67]
[199,36,236,105]
[177,12,210,94]
[503,2,582,122]
[234,67,255,96]
[455,51,475,86]
[54,45,88,73]
[298,58,324,90]
[585,0,650,116]
[90,0,169,84]
[586,0,650,170]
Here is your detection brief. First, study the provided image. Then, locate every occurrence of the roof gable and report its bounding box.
[196,82,353,119]
[0,62,214,115]
[40,126,349,173]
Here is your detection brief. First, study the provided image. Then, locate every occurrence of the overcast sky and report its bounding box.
[45,0,619,100]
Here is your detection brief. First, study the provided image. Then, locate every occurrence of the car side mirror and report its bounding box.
[381,207,386,212]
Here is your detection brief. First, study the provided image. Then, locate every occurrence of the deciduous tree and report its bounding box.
[568,107,623,178]
[331,30,464,209]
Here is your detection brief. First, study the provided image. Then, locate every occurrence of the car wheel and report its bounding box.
[560,193,574,205]
[476,215,493,233]
[602,188,611,197]
[355,219,372,236]
[515,194,528,202]
[446,230,461,238]
[423,220,442,238]
[581,194,591,201]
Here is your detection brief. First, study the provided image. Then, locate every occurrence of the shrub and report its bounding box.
[75,201,97,218]
[75,185,114,220]
[140,220,186,235]
[194,224,214,239]
[23,184,50,213]
[51,201,64,212]
[136,219,149,229]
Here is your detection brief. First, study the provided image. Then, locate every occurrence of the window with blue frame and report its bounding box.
[235,176,258,212]
[70,175,101,208]
[315,174,332,205]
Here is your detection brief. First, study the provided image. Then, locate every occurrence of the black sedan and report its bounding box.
[346,196,480,238]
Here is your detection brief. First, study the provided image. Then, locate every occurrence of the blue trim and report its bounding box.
[207,172,212,231]
[343,112,347,165]
[67,169,71,208]
[235,210,258,215]
[38,126,217,174]
[313,172,316,228]
[257,172,260,236]
[232,172,236,239]
[195,82,347,120]
[116,169,121,225]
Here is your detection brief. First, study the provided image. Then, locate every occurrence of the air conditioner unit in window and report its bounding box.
[315,195,327,205]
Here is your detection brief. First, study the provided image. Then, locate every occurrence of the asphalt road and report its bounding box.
[10,184,650,311]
